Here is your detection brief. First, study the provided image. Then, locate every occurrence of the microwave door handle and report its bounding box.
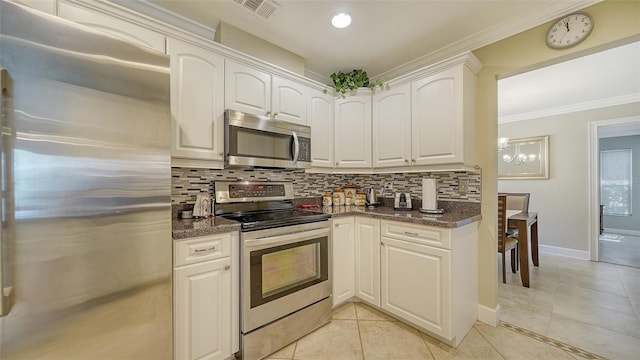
[292,131,300,164]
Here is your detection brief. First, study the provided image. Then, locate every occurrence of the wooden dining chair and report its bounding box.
[504,192,530,213]
[502,192,530,237]
[498,194,518,283]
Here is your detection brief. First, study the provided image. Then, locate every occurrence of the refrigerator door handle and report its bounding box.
[0,68,12,317]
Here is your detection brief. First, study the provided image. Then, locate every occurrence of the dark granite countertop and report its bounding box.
[320,205,481,228]
[171,199,481,239]
[172,216,241,240]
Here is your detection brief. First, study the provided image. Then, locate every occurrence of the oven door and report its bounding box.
[241,221,331,333]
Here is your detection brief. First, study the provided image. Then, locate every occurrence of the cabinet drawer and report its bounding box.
[381,220,450,249]
[174,233,232,267]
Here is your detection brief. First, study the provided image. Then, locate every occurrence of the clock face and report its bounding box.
[546,12,594,49]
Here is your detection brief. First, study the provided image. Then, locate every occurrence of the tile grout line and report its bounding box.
[499,321,608,360]
[472,324,508,360]
[354,303,367,360]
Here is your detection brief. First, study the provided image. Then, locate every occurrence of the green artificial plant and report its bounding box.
[325,69,384,95]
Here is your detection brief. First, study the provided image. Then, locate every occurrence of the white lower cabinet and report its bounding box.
[174,232,239,360]
[381,235,451,338]
[354,217,380,307]
[380,220,477,347]
[333,217,478,347]
[332,216,355,307]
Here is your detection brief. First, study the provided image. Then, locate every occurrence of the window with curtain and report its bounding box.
[600,149,632,216]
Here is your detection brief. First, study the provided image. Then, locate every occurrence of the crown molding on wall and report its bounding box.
[373,0,603,82]
[110,0,215,39]
[499,94,640,124]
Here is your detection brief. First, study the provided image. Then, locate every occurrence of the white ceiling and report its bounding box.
[498,41,640,124]
[144,0,600,82]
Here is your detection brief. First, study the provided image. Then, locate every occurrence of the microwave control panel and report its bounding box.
[298,137,311,162]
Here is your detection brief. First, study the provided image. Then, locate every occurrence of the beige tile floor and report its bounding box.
[499,252,640,360]
[264,301,596,360]
[599,232,640,268]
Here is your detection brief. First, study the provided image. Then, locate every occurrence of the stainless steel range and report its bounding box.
[214,181,332,360]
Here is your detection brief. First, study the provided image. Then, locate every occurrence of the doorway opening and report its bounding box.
[590,119,640,267]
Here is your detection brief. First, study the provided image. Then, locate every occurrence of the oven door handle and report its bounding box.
[244,227,329,249]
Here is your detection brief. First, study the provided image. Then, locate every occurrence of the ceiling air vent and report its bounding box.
[233,0,281,20]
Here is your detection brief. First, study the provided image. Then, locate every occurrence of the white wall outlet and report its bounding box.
[458,180,469,195]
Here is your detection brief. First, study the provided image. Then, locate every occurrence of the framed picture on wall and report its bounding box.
[498,135,549,180]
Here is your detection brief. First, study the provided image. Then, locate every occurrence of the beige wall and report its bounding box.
[499,104,640,252]
[472,0,640,312]
[215,22,305,75]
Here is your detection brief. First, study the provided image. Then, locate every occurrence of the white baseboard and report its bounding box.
[477,303,500,327]
[539,244,590,260]
[603,228,640,237]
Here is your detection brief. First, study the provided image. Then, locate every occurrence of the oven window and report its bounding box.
[250,237,328,308]
[229,126,292,160]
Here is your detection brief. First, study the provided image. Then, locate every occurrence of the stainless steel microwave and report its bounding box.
[224,110,312,169]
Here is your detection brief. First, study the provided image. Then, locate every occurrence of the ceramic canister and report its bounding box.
[322,192,333,206]
[333,187,345,206]
[344,182,357,201]
[354,191,366,206]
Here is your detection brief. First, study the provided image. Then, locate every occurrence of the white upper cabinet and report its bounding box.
[225,61,310,125]
[225,60,272,116]
[272,76,307,125]
[58,1,165,53]
[13,0,55,15]
[168,38,225,167]
[373,84,411,168]
[308,89,334,168]
[334,90,372,168]
[411,61,476,167]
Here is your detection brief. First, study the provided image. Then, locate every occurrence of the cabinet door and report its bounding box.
[272,76,307,125]
[381,237,451,339]
[225,61,271,116]
[411,66,463,165]
[174,257,232,360]
[308,89,334,168]
[168,38,225,164]
[334,93,372,168]
[355,217,380,307]
[332,216,355,307]
[373,84,411,168]
[58,1,165,52]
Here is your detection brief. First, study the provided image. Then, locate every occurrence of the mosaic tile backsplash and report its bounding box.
[171,168,481,205]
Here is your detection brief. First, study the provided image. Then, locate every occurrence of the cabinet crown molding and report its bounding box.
[380,52,482,88]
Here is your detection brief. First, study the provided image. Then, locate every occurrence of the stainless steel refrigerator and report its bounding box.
[0,1,172,358]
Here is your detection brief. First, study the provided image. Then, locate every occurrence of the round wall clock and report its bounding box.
[546,12,594,49]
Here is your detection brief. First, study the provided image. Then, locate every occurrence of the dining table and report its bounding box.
[506,210,539,288]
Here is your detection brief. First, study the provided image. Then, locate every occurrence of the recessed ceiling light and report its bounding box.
[331,13,351,29]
